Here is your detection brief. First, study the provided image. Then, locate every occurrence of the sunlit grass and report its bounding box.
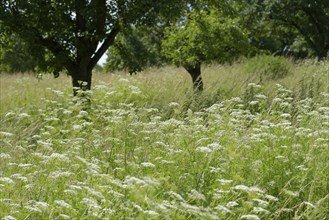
[0,60,328,219]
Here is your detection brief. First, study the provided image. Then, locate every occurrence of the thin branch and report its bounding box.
[88,25,120,70]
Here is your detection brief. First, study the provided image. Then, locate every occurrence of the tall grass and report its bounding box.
[0,59,328,219]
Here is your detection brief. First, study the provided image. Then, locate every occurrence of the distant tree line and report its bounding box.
[1,0,328,93]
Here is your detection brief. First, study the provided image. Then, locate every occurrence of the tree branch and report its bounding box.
[88,26,120,70]
[38,37,77,75]
[94,0,106,35]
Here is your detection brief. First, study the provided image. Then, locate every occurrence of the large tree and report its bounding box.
[0,0,185,95]
[244,0,329,60]
[162,5,250,92]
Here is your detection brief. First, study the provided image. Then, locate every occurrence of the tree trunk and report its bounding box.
[316,46,328,61]
[70,67,92,97]
[184,63,204,92]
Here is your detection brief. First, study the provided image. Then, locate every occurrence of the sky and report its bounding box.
[98,53,108,66]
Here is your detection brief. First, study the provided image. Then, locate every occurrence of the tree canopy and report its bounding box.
[0,0,185,94]
[105,25,166,74]
[0,33,39,73]
[244,0,329,59]
[162,5,250,91]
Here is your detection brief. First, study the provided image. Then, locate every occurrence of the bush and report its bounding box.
[242,55,292,80]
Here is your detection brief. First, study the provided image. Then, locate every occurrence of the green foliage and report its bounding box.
[0,0,186,90]
[244,0,329,59]
[162,7,250,67]
[105,26,165,74]
[242,55,292,80]
[0,33,40,73]
[1,62,328,219]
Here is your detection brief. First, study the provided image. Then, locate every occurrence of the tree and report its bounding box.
[244,0,329,60]
[105,25,166,74]
[0,33,37,73]
[162,6,250,92]
[0,0,185,95]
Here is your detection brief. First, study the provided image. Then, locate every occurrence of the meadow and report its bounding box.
[0,59,328,219]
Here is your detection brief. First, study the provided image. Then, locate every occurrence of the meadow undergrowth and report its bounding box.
[0,61,328,219]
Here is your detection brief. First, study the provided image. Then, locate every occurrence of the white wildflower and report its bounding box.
[187,189,206,201]
[281,113,291,118]
[36,140,52,147]
[249,187,265,194]
[141,162,156,168]
[167,191,185,202]
[252,207,270,214]
[248,83,261,88]
[57,214,70,219]
[68,185,82,190]
[78,110,89,116]
[144,210,159,216]
[25,205,41,213]
[81,121,93,127]
[35,201,49,211]
[17,163,32,168]
[217,179,233,185]
[54,200,72,209]
[72,124,82,130]
[227,201,239,207]
[169,102,180,108]
[3,216,17,220]
[283,190,299,197]
[129,85,141,94]
[206,103,224,113]
[63,109,72,115]
[49,153,70,162]
[84,186,104,199]
[44,117,60,122]
[108,189,125,198]
[124,176,146,187]
[272,97,282,103]
[161,160,174,165]
[11,174,28,182]
[19,113,30,118]
[0,177,15,185]
[207,142,222,151]
[81,197,101,210]
[209,167,221,173]
[303,201,315,208]
[232,185,250,192]
[143,177,160,187]
[119,78,129,83]
[24,184,35,189]
[0,153,11,159]
[50,171,73,179]
[215,205,232,214]
[0,132,14,137]
[295,165,309,171]
[240,214,260,220]
[180,202,200,213]
[255,94,267,99]
[249,101,259,106]
[252,198,269,207]
[5,112,16,117]
[196,146,212,153]
[162,200,179,210]
[63,189,77,196]
[231,97,243,102]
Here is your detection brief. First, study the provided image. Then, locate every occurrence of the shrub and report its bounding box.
[242,55,292,80]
